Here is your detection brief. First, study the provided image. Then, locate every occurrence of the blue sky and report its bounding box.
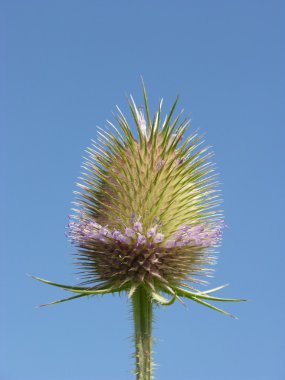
[1,1,284,379]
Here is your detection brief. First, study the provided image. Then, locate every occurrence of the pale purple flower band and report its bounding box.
[68,218,223,249]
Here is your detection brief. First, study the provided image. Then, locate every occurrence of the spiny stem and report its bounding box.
[132,286,153,380]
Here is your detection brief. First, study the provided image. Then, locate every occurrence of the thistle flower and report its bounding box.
[34,81,245,380]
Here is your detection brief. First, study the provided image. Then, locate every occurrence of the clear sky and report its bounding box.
[1,1,284,379]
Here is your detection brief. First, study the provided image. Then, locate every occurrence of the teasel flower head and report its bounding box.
[34,82,245,380]
[67,93,225,296]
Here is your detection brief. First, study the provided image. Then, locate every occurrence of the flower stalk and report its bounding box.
[132,286,153,380]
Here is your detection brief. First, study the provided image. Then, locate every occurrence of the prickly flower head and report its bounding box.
[68,89,223,299]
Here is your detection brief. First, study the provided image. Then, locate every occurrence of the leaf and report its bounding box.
[180,283,229,294]
[191,296,238,319]
[151,291,176,306]
[174,286,242,318]
[31,275,124,295]
[197,284,229,294]
[31,275,98,291]
[38,293,89,307]
[62,287,120,295]
[175,286,246,303]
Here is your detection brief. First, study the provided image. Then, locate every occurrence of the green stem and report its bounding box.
[132,286,153,380]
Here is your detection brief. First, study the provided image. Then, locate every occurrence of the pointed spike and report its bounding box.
[141,76,152,128]
[128,283,138,299]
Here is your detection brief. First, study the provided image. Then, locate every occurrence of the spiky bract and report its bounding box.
[68,90,223,298]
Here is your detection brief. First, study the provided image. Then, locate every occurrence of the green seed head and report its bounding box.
[69,87,223,296]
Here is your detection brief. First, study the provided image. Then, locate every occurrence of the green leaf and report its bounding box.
[31,275,123,295]
[181,283,229,294]
[38,293,89,307]
[197,284,230,294]
[190,296,238,319]
[175,286,246,303]
[31,275,93,290]
[151,291,176,306]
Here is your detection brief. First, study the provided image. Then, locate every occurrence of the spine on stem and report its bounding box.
[132,286,153,380]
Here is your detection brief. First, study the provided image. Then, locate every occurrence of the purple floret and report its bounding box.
[137,234,147,246]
